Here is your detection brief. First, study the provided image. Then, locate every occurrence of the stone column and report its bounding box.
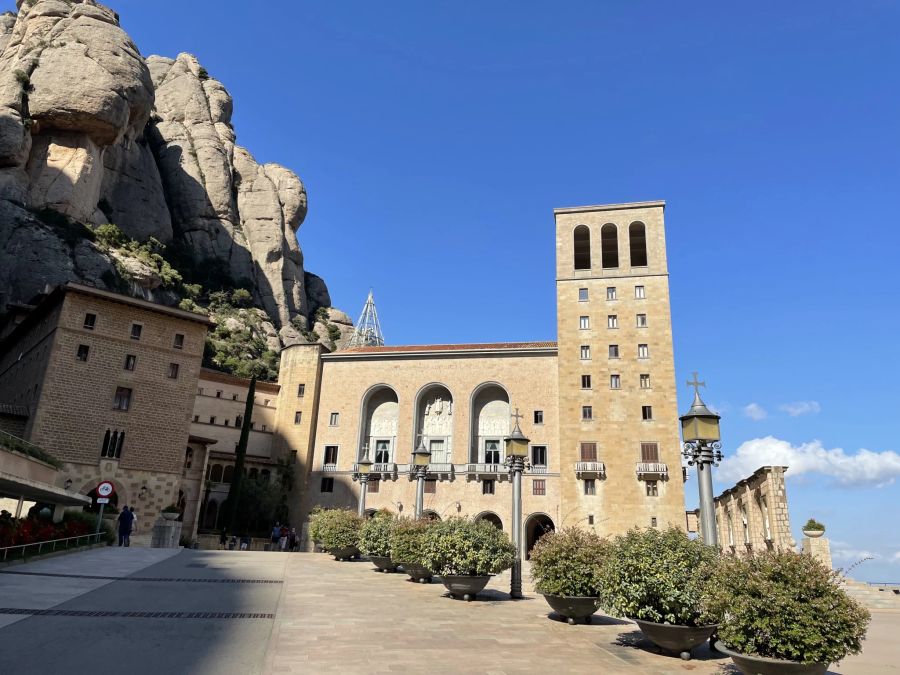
[802,536,832,570]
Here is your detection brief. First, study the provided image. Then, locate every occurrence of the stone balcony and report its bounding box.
[352,462,398,478]
[465,463,505,481]
[574,461,606,478]
[635,462,668,479]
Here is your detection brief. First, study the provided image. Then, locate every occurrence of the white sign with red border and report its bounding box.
[96,481,115,498]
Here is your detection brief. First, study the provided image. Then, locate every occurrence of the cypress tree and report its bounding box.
[225,375,255,533]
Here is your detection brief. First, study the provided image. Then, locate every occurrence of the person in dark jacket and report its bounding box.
[117,506,134,547]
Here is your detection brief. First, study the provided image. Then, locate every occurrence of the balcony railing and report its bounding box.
[635,462,668,479]
[428,463,454,476]
[352,462,398,477]
[529,465,549,474]
[575,461,606,478]
[321,462,337,472]
[466,463,504,479]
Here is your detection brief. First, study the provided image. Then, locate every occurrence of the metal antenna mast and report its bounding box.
[347,290,385,348]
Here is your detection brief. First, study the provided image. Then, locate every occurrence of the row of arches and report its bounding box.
[573,221,647,271]
[206,463,272,484]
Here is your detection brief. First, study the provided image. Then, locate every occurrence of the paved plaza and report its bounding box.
[0,549,896,674]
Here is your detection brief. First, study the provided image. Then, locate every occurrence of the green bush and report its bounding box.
[530,527,609,597]
[388,518,433,565]
[63,510,113,544]
[358,510,395,557]
[308,507,325,546]
[315,509,363,551]
[706,550,870,664]
[802,518,825,532]
[421,517,515,576]
[597,526,719,626]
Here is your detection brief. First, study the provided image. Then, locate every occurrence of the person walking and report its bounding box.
[219,528,227,550]
[116,505,134,547]
[288,527,298,552]
[279,524,289,551]
[270,522,280,551]
[129,506,138,539]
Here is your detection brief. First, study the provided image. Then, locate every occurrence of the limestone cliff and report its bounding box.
[0,0,347,362]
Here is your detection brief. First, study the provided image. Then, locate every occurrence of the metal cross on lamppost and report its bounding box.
[504,407,530,599]
[412,432,431,519]
[353,444,374,517]
[680,372,723,548]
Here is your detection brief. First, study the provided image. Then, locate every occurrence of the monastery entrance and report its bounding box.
[524,513,555,557]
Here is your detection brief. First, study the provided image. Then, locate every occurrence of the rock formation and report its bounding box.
[0,0,344,358]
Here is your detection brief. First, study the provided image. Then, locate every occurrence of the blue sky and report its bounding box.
[12,1,900,580]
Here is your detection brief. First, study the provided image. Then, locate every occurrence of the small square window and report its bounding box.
[588,514,594,525]
[635,285,646,299]
[482,479,495,495]
[580,442,598,461]
[532,479,546,496]
[578,288,589,302]
[607,315,618,329]
[297,383,306,397]
[76,344,90,362]
[579,315,590,330]
[606,287,617,301]
[193,415,199,423]
[582,405,593,421]
[610,374,621,389]
[216,390,222,398]
[223,419,230,427]
[320,477,334,493]
[646,480,659,497]
[294,411,302,424]
[210,416,217,424]
[580,345,591,360]
[130,324,142,340]
[640,374,651,388]
[581,374,591,389]
[534,410,544,425]
[167,363,179,379]
[324,446,338,465]
[329,412,340,426]
[124,354,136,371]
[636,314,648,328]
[232,394,238,401]
[584,479,596,496]
[368,479,380,494]
[113,387,132,411]
[609,344,619,358]
[236,415,243,427]
[424,480,437,494]
[173,333,184,349]
[642,405,653,421]
[531,445,547,467]
[638,344,649,359]
[651,516,658,527]
[83,313,96,330]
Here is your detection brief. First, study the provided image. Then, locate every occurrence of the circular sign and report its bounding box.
[96,481,115,498]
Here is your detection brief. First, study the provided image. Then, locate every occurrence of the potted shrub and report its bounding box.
[359,510,398,572]
[597,527,720,659]
[421,517,516,601]
[161,504,181,521]
[317,509,363,560]
[802,518,826,538]
[530,527,609,624]
[389,517,434,583]
[307,506,325,551]
[707,550,870,675]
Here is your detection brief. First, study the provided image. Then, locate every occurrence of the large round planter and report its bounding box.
[633,619,718,660]
[802,529,825,539]
[161,511,179,521]
[398,562,433,583]
[368,555,399,572]
[715,641,828,675]
[441,575,491,601]
[330,546,359,561]
[540,594,599,625]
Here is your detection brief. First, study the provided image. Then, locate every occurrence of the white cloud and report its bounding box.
[718,436,900,487]
[830,540,877,564]
[779,401,821,417]
[891,552,900,564]
[743,403,767,421]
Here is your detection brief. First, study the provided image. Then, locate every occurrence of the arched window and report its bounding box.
[209,464,223,482]
[249,467,259,480]
[601,224,619,268]
[222,465,234,484]
[573,225,591,270]
[203,500,218,530]
[184,447,193,469]
[629,222,648,266]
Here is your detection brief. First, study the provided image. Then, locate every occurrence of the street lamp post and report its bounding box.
[354,444,374,517]
[680,372,723,548]
[504,408,530,600]
[412,434,431,519]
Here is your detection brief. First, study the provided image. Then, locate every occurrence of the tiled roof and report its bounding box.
[341,341,557,354]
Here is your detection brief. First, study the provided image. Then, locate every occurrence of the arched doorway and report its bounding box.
[474,512,503,530]
[422,510,441,521]
[525,513,555,557]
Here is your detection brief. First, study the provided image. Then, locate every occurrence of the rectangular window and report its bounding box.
[193,415,199,423]
[235,414,243,427]
[635,285,645,299]
[606,287,617,301]
[223,419,230,427]
[580,442,597,462]
[294,411,302,424]
[113,387,132,411]
[532,479,546,496]
[581,374,591,389]
[640,374,651,388]
[610,374,621,389]
[368,478,380,494]
[100,429,124,459]
[636,314,647,328]
[76,344,90,361]
[531,445,547,467]
[609,344,619,358]
[641,442,660,462]
[646,480,659,497]
[320,477,334,493]
[533,410,544,425]
[324,445,338,465]
[232,394,238,401]
[581,405,593,421]
[482,479,495,495]
[167,363,179,379]
[638,344,649,358]
[173,333,184,349]
[329,412,340,426]
[209,416,216,424]
[424,480,437,494]
[608,315,618,329]
[484,439,501,464]
[83,313,96,330]
[124,354,136,371]
[579,315,590,329]
[375,439,391,463]
[297,383,306,397]
[216,390,222,398]
[580,345,590,360]
[651,517,658,528]
[584,479,596,496]
[642,405,653,421]
[578,288,589,302]
[130,323,142,340]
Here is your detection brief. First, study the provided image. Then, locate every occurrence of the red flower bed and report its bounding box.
[0,515,93,548]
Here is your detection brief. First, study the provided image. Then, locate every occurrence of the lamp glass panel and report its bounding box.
[505,437,529,459]
[413,452,430,466]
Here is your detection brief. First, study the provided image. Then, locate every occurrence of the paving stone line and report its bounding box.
[0,570,283,584]
[0,607,275,619]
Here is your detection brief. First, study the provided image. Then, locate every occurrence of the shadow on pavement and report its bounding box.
[614,628,733,664]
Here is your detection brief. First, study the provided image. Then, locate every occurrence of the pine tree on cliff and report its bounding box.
[225,376,255,533]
